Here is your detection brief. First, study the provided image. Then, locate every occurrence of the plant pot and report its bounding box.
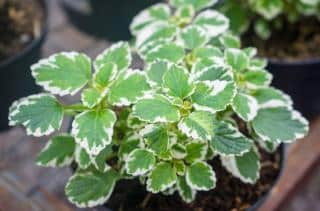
[70,144,286,211]
[60,0,160,41]
[267,59,320,120]
[0,0,48,131]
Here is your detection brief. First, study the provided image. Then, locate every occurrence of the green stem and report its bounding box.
[62,104,88,112]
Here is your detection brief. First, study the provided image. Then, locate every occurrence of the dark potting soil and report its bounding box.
[0,0,44,61]
[243,17,320,61]
[106,148,281,211]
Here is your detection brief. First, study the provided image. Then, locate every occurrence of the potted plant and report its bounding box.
[9,0,309,210]
[219,0,320,119]
[0,0,48,131]
[60,0,160,41]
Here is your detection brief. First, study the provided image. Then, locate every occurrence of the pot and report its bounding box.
[60,0,160,41]
[0,0,48,131]
[69,144,286,211]
[268,58,320,120]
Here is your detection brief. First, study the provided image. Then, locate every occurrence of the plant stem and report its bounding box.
[62,104,88,112]
[141,192,153,209]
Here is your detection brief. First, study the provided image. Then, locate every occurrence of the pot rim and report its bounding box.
[0,0,48,68]
[268,57,320,66]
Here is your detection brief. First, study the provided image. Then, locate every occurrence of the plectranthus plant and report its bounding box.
[8,0,309,208]
[218,0,320,39]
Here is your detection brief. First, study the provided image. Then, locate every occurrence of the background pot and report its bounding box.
[268,59,320,120]
[0,0,48,131]
[60,0,160,41]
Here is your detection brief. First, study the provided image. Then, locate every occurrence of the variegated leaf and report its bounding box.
[177,176,196,203]
[146,42,185,63]
[177,25,209,49]
[186,161,216,191]
[125,149,156,176]
[170,0,218,11]
[147,162,177,193]
[146,60,171,87]
[225,48,249,72]
[251,87,292,109]
[232,93,258,121]
[140,125,169,155]
[185,141,208,163]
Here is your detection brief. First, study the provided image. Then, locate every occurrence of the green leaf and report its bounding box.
[251,88,292,109]
[36,135,75,167]
[65,169,118,208]
[219,33,241,48]
[146,42,185,63]
[256,138,280,153]
[140,125,169,155]
[252,107,309,143]
[177,176,196,203]
[75,146,91,169]
[252,0,283,20]
[192,46,223,61]
[163,64,195,99]
[146,60,171,87]
[118,138,141,161]
[179,111,214,140]
[130,3,171,35]
[94,42,131,72]
[192,81,236,114]
[185,142,208,163]
[170,0,218,11]
[178,25,209,49]
[93,63,117,88]
[133,94,180,123]
[175,5,195,20]
[171,143,187,159]
[9,94,64,136]
[72,109,116,155]
[91,145,113,172]
[146,162,177,193]
[81,87,104,108]
[243,70,272,89]
[225,48,249,72]
[126,149,156,176]
[31,52,91,96]
[211,121,252,156]
[194,10,229,38]
[232,93,258,121]
[136,22,177,49]
[108,70,151,106]
[250,58,268,70]
[243,47,258,58]
[174,161,186,176]
[221,147,260,184]
[186,161,216,191]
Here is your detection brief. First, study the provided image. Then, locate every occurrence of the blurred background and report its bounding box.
[0,0,319,210]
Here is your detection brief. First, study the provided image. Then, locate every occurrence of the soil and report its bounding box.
[0,0,44,61]
[106,148,282,211]
[243,17,320,61]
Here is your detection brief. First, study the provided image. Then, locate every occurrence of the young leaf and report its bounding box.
[146,60,171,87]
[130,3,171,35]
[175,5,195,21]
[72,109,117,155]
[31,52,91,96]
[140,125,169,155]
[232,93,258,121]
[93,63,117,88]
[75,146,91,169]
[179,111,214,140]
[9,94,64,136]
[146,42,185,63]
[108,70,151,106]
[132,94,180,123]
[221,147,260,184]
[177,176,196,203]
[147,162,177,193]
[186,161,216,191]
[185,142,208,163]
[170,0,218,11]
[174,160,186,176]
[171,143,187,159]
[94,42,131,72]
[36,135,75,167]
[251,87,292,109]
[243,70,272,89]
[192,46,223,61]
[225,48,249,72]
[91,145,113,172]
[65,170,118,208]
[194,10,229,38]
[162,65,195,99]
[126,149,156,176]
[252,107,309,143]
[81,87,104,108]
[177,25,209,50]
[211,121,252,156]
